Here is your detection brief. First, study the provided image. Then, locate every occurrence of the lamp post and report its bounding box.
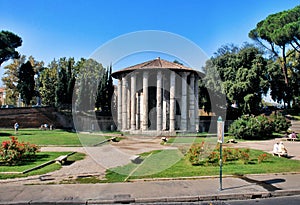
[34,73,41,106]
[217,116,224,191]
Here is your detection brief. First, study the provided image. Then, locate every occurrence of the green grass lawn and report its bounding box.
[0,129,119,146]
[104,148,300,183]
[166,135,234,145]
[0,152,85,179]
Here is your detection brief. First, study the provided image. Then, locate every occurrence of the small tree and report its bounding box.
[17,61,35,106]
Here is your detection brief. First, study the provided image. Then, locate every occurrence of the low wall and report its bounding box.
[0,107,73,129]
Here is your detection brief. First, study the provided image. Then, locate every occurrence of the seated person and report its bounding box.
[278,141,288,157]
[291,132,297,139]
[272,142,279,155]
[287,132,297,141]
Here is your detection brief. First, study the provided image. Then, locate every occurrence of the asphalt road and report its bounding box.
[141,195,300,205]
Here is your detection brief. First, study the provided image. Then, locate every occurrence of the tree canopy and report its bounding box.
[202,44,269,117]
[0,30,22,66]
[249,5,300,106]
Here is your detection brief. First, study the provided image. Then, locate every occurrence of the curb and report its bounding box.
[128,172,300,182]
[1,189,300,204]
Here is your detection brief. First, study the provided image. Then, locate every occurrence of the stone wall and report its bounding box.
[0,107,73,129]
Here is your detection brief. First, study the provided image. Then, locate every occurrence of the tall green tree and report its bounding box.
[95,65,115,114]
[17,61,35,106]
[76,58,105,112]
[0,30,22,66]
[2,55,43,105]
[249,5,300,106]
[95,72,107,111]
[106,65,115,114]
[39,60,58,106]
[55,57,77,108]
[203,44,269,117]
[286,50,300,108]
[2,55,26,104]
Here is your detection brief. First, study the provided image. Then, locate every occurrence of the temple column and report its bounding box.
[127,83,131,130]
[140,93,144,129]
[117,79,122,130]
[170,72,176,132]
[157,71,162,131]
[162,78,167,130]
[181,72,188,131]
[130,73,136,130]
[194,75,199,132]
[136,93,140,130]
[122,76,127,130]
[142,71,149,130]
[189,74,195,131]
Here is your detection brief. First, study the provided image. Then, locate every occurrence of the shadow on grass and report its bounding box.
[0,154,51,166]
[18,132,33,136]
[0,132,12,137]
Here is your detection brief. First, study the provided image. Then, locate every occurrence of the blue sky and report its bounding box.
[0,0,299,85]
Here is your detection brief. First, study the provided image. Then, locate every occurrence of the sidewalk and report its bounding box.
[0,173,299,204]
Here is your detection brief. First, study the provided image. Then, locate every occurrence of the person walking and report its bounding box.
[14,122,19,134]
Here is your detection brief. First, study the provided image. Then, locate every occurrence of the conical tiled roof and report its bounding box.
[112,57,199,78]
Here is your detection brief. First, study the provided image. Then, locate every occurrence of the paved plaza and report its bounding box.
[0,136,299,204]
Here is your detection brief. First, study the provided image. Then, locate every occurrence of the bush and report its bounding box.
[187,143,252,165]
[257,153,269,164]
[187,142,216,165]
[229,115,274,140]
[269,113,291,133]
[229,113,290,140]
[0,137,40,165]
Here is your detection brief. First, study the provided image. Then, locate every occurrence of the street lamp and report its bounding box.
[34,73,41,106]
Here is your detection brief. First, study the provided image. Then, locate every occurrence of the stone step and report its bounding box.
[290,120,300,133]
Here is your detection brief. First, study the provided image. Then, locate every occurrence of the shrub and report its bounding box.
[229,115,274,140]
[187,142,216,165]
[0,137,40,165]
[187,143,253,166]
[257,153,269,164]
[269,113,291,133]
[229,113,290,140]
[238,149,250,164]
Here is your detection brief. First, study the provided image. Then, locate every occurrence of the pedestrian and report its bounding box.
[272,141,279,156]
[14,122,19,134]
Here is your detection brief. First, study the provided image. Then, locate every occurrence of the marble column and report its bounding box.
[170,72,176,132]
[157,71,162,131]
[131,73,136,130]
[162,79,167,130]
[194,74,199,132]
[189,74,195,131]
[136,93,140,130]
[181,72,188,131]
[122,76,127,130]
[117,79,122,130]
[140,93,144,129]
[127,85,131,130]
[142,71,149,130]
